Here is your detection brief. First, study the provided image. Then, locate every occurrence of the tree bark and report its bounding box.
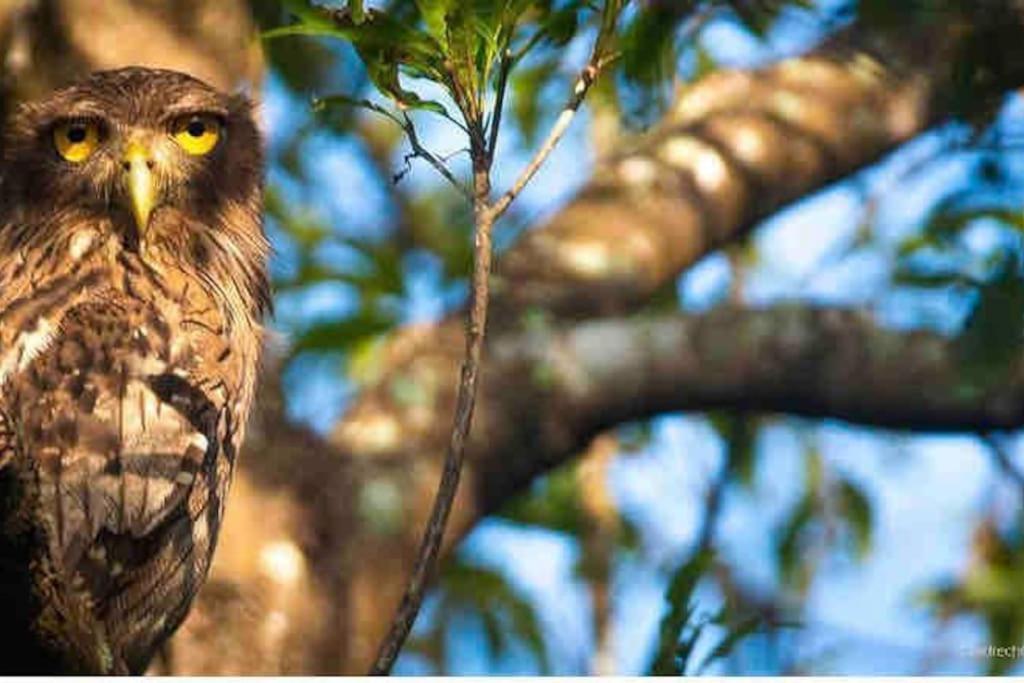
[0,0,261,100]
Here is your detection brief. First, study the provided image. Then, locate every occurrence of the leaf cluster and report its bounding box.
[266,0,614,155]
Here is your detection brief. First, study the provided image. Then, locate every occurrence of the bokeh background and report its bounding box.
[4,0,1024,674]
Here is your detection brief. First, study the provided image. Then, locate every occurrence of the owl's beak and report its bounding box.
[123,142,156,234]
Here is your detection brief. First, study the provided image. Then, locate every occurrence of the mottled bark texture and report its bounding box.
[2,0,1024,674]
[0,0,261,102]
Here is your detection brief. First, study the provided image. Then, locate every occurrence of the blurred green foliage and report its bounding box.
[886,132,1024,673]
[893,154,1024,391]
[925,517,1024,675]
[648,548,767,675]
[406,557,551,672]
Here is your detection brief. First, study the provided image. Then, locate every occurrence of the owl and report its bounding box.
[0,68,269,673]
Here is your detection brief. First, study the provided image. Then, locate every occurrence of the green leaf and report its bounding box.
[544,6,579,46]
[837,478,873,559]
[361,55,438,110]
[315,92,450,119]
[920,520,1024,675]
[698,614,764,673]
[479,609,507,660]
[443,2,483,101]
[708,412,759,488]
[265,1,447,108]
[777,494,815,589]
[892,266,978,289]
[620,1,692,87]
[616,0,697,124]
[416,0,455,46]
[348,0,366,25]
[648,549,713,675]
[313,94,395,120]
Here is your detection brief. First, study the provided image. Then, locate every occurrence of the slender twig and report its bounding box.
[400,112,472,200]
[489,52,617,221]
[510,26,548,63]
[369,143,495,676]
[432,106,472,134]
[439,147,471,163]
[368,4,621,674]
[314,96,471,199]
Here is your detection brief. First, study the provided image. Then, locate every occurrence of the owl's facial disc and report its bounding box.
[111,113,223,235]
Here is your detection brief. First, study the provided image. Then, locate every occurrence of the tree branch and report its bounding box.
[486,50,513,165]
[491,16,1024,322]
[368,143,496,676]
[337,306,1024,520]
[489,53,614,222]
[174,301,1024,674]
[398,112,472,200]
[529,307,1024,437]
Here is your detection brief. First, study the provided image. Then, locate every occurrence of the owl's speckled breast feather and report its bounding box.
[0,232,260,673]
[0,67,267,674]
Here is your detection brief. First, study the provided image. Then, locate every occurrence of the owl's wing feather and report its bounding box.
[6,293,235,672]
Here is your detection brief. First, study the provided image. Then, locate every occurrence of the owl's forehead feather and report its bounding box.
[23,67,236,127]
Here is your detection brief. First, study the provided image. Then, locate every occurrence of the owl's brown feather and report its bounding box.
[0,68,268,673]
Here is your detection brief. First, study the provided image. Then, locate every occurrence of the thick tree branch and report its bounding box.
[336,306,1024,524]
[508,307,1024,435]
[168,302,1024,673]
[491,15,1024,323]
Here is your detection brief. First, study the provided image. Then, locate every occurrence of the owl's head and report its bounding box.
[0,67,269,317]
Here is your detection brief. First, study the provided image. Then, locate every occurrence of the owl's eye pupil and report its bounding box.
[67,126,87,143]
[172,115,220,155]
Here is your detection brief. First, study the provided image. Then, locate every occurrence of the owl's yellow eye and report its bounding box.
[172,115,221,156]
[53,120,100,163]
